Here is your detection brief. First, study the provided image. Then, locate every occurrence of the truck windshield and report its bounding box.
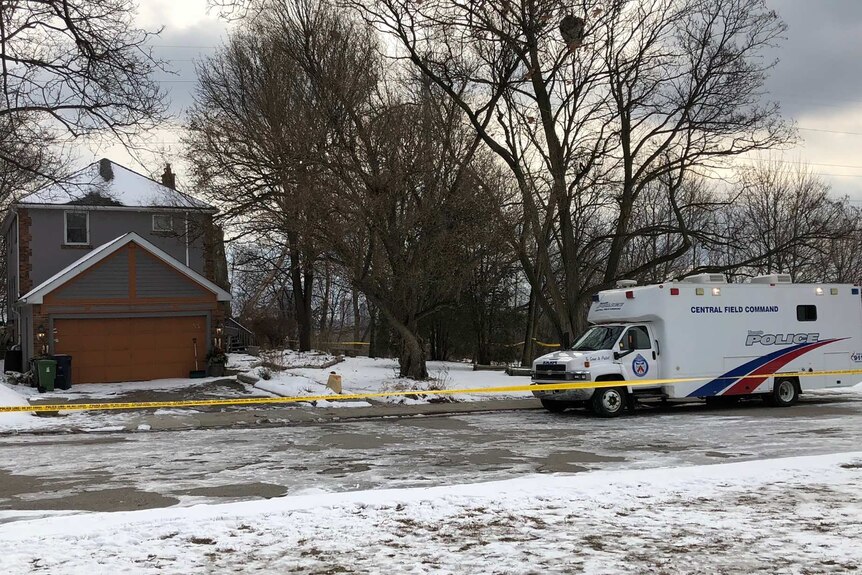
[571,326,625,352]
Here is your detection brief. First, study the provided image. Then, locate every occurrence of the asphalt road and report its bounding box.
[1,393,860,521]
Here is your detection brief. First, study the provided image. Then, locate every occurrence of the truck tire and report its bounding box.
[766,378,799,407]
[591,387,626,418]
[540,399,569,413]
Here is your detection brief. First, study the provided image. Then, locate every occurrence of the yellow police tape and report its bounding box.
[1,368,861,414]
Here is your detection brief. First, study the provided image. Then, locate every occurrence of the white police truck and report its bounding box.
[531,274,862,417]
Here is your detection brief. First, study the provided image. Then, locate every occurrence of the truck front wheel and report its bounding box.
[591,387,627,418]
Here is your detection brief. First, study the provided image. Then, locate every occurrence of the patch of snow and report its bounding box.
[226,352,258,371]
[261,349,338,369]
[1,452,860,573]
[0,382,36,430]
[258,356,529,406]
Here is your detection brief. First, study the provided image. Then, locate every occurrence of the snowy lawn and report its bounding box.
[2,452,860,574]
[234,350,531,407]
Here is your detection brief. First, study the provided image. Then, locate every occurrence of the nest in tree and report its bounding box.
[560,14,586,49]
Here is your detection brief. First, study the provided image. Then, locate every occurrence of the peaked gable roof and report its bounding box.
[19,232,232,304]
[16,159,213,210]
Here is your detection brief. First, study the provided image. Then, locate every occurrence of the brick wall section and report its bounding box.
[203,216,215,283]
[31,305,50,358]
[212,308,226,352]
[202,216,232,319]
[18,208,33,295]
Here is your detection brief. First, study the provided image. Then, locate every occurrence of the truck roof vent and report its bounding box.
[750,274,793,284]
[615,279,637,288]
[681,273,727,284]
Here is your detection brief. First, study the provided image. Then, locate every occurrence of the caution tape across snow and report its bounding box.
[1,368,861,414]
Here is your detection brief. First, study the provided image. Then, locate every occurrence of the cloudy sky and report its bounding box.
[89,0,862,201]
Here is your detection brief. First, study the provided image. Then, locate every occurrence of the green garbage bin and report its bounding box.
[35,359,57,392]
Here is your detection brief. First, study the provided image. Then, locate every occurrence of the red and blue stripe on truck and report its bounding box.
[687,338,843,397]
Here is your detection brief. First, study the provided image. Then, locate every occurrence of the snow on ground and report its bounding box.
[228,350,337,372]
[234,351,530,407]
[1,452,860,574]
[0,380,37,430]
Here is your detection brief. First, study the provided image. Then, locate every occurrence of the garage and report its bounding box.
[17,233,231,384]
[54,316,208,384]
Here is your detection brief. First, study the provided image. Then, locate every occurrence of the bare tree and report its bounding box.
[698,161,856,282]
[184,21,335,351]
[0,0,168,187]
[348,0,792,342]
[315,79,500,378]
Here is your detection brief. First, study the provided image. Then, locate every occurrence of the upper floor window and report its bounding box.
[152,214,174,232]
[64,211,89,245]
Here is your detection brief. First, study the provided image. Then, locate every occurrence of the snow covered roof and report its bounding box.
[16,159,213,210]
[19,232,232,304]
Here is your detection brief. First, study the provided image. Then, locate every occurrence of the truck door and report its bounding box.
[619,325,659,381]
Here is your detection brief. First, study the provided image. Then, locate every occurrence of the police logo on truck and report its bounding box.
[745,331,820,346]
[632,354,649,377]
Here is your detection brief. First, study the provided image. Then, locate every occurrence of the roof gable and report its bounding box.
[19,232,231,304]
[16,159,213,210]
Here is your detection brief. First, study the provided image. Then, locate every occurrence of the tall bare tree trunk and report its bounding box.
[520,286,539,367]
[352,288,361,343]
[290,246,313,352]
[398,324,428,380]
[367,305,378,358]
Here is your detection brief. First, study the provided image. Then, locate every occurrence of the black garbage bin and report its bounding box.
[4,349,22,373]
[53,354,73,390]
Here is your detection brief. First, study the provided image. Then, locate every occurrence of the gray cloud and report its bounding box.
[148,22,229,118]
[766,0,862,118]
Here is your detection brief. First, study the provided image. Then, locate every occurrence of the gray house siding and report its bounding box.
[52,254,130,300]
[25,208,207,289]
[135,250,208,299]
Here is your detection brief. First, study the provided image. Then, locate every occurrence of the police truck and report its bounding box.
[531,274,862,416]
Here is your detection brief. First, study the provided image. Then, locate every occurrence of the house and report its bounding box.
[2,159,231,384]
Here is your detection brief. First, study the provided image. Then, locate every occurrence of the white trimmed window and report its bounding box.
[64,211,89,245]
[152,214,174,232]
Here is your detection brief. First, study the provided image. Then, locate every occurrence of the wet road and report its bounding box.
[1,393,861,519]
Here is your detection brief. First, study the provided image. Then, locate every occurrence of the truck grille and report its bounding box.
[536,363,566,372]
[532,363,589,381]
[534,372,566,380]
[534,364,566,381]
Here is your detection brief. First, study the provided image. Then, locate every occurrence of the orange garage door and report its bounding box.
[53,317,208,384]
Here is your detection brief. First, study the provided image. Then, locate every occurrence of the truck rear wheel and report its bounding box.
[540,399,569,413]
[591,387,626,418]
[766,378,799,407]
